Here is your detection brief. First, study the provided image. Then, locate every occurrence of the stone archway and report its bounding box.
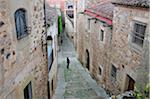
[85,49,90,70]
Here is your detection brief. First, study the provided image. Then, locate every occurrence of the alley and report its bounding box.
[53,32,108,99]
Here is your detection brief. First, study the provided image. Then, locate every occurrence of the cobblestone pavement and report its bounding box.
[52,33,109,99]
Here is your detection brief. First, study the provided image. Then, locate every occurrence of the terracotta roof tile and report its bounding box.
[87,1,114,20]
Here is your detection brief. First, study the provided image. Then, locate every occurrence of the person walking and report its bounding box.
[67,57,70,69]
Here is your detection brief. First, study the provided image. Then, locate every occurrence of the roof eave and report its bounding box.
[111,2,149,8]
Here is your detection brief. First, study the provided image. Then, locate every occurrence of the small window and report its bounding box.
[66,10,74,18]
[111,64,117,79]
[100,29,104,41]
[132,22,146,47]
[24,82,32,99]
[88,19,90,30]
[99,67,102,75]
[15,9,28,39]
[48,49,54,71]
[68,5,73,9]
[51,79,54,91]
[86,18,90,32]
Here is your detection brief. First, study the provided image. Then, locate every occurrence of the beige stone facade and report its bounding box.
[0,0,50,99]
[74,0,149,95]
[109,4,149,94]
[46,4,59,99]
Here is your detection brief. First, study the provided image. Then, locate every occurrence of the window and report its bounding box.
[47,36,53,71]
[51,79,54,91]
[68,5,73,9]
[98,65,103,78]
[99,67,102,75]
[86,18,91,32]
[111,64,117,79]
[100,29,104,41]
[66,10,74,18]
[85,18,90,32]
[88,19,90,30]
[132,22,146,47]
[48,49,54,71]
[24,82,32,99]
[15,9,28,39]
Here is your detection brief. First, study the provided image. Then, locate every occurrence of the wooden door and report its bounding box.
[127,75,135,91]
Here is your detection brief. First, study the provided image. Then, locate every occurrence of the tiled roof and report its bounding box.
[87,1,114,20]
[112,0,150,8]
[84,10,113,25]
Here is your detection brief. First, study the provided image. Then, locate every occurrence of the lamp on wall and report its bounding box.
[94,19,98,23]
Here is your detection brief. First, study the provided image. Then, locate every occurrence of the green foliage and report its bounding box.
[135,81,150,99]
[58,16,63,34]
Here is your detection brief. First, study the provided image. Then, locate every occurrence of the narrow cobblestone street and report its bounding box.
[53,32,108,99]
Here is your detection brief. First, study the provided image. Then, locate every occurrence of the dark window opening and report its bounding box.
[52,79,54,91]
[66,10,74,18]
[100,30,104,41]
[99,67,102,75]
[48,49,54,71]
[68,5,73,9]
[24,82,32,99]
[111,64,117,79]
[85,50,90,70]
[15,9,28,39]
[88,19,90,30]
[47,81,50,99]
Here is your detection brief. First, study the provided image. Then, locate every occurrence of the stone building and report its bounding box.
[110,0,149,94]
[45,3,59,99]
[0,0,50,99]
[75,0,149,96]
[76,0,114,93]
[64,0,78,47]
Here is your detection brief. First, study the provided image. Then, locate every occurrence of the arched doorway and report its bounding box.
[85,49,90,70]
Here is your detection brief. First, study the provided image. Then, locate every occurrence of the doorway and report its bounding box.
[47,81,50,99]
[85,49,90,70]
[126,75,135,91]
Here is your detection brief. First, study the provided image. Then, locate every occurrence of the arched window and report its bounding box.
[14,9,28,39]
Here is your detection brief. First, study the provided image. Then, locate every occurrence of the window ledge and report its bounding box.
[97,75,103,80]
[129,43,143,54]
[17,33,29,40]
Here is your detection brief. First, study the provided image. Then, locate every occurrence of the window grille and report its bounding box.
[132,22,146,47]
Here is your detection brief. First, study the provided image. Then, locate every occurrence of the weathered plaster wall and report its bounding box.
[0,0,49,99]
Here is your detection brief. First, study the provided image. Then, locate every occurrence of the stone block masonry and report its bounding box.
[0,0,49,99]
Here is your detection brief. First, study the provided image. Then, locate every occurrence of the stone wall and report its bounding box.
[76,1,149,95]
[76,11,112,91]
[46,3,59,98]
[76,14,85,64]
[108,6,149,94]
[0,0,49,99]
